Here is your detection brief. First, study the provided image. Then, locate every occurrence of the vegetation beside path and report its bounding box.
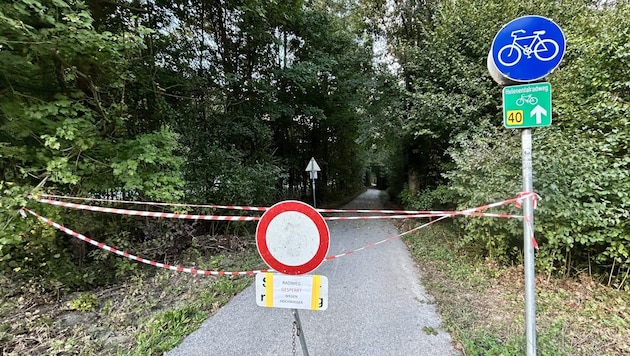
[1,192,369,355]
[2,0,629,354]
[3,190,628,355]
[403,220,630,356]
[0,243,263,355]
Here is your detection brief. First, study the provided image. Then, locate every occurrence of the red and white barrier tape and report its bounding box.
[37,192,537,216]
[20,192,540,275]
[36,198,261,221]
[326,212,521,220]
[515,192,540,250]
[325,216,452,261]
[35,193,534,221]
[525,216,539,250]
[21,208,270,276]
[20,207,450,273]
[38,194,268,212]
[324,192,537,252]
[326,193,536,220]
[38,194,438,214]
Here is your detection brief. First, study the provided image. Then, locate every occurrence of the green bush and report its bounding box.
[431,4,630,284]
[400,185,457,211]
[534,129,629,277]
[446,122,629,281]
[68,292,98,312]
[444,120,523,263]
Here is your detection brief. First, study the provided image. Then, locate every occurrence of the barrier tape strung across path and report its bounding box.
[34,194,534,221]
[325,216,538,261]
[20,192,539,275]
[324,215,452,261]
[19,208,452,274]
[36,199,261,221]
[21,208,270,276]
[318,194,530,215]
[38,194,442,214]
[37,193,534,216]
[321,193,537,220]
[326,212,521,220]
[38,194,268,212]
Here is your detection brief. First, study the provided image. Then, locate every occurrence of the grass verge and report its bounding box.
[0,246,265,355]
[119,274,252,355]
[402,220,630,356]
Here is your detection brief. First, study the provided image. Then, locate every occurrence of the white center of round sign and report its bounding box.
[256,200,330,275]
[266,211,319,266]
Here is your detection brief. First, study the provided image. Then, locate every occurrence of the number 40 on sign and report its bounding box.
[506,110,524,125]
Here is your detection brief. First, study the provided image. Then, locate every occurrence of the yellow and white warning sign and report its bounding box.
[255,272,328,311]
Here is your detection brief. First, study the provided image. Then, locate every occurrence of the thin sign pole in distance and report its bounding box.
[521,129,536,355]
[305,157,321,208]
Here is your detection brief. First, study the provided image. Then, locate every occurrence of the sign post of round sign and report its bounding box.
[256,200,330,275]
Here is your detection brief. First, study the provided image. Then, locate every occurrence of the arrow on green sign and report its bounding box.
[530,105,548,124]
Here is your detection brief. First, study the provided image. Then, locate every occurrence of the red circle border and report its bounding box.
[255,200,330,275]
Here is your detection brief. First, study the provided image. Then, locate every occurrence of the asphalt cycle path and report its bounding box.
[166,189,460,356]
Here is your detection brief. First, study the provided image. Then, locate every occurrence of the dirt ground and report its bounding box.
[0,231,259,356]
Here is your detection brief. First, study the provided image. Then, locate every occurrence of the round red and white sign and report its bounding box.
[256,200,330,275]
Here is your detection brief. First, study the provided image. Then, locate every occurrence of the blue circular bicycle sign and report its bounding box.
[491,15,566,82]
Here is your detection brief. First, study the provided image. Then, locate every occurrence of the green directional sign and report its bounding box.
[503,82,552,128]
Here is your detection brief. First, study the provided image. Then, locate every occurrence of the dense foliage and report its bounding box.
[2,0,628,291]
[1,0,373,290]
[369,0,629,284]
[1,0,186,288]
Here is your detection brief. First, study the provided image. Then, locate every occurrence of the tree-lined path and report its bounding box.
[167,189,459,356]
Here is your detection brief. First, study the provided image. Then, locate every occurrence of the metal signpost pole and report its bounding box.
[311,178,316,208]
[292,309,310,356]
[521,129,536,355]
[489,16,566,355]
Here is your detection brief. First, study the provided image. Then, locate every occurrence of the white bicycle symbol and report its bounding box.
[498,29,560,67]
[515,94,538,106]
